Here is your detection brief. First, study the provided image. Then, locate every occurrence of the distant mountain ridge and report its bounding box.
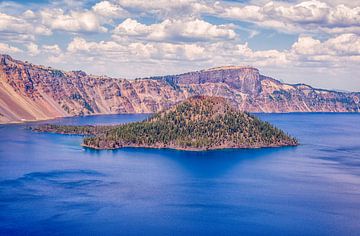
[0,54,359,124]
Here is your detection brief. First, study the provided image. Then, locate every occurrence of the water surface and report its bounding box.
[0,113,359,235]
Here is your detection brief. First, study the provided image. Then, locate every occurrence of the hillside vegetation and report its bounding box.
[80,96,298,150]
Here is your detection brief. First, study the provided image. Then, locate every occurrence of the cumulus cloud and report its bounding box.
[0,12,30,33]
[319,0,359,8]
[0,0,359,90]
[0,10,50,44]
[23,10,36,19]
[112,18,236,42]
[0,42,22,53]
[64,32,360,69]
[1,0,358,43]
[0,12,51,38]
[0,1,126,37]
[39,8,108,33]
[26,42,40,56]
[67,37,126,54]
[42,44,62,55]
[290,33,360,64]
[220,0,360,34]
[92,1,128,18]
[116,0,214,18]
[67,36,206,61]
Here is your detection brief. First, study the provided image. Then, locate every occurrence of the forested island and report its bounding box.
[32,96,298,151]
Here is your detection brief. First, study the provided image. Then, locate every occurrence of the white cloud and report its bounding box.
[65,32,360,70]
[0,0,359,90]
[0,43,22,53]
[290,33,360,64]
[49,0,89,9]
[27,42,40,56]
[23,10,36,19]
[42,44,62,54]
[319,0,360,8]
[116,0,214,18]
[220,0,360,34]
[291,36,321,55]
[0,12,34,34]
[113,18,236,42]
[67,37,126,53]
[39,8,108,33]
[92,1,127,18]
[67,36,206,61]
[1,1,128,37]
[0,11,51,43]
[117,0,196,9]
[113,18,148,36]
[202,41,290,67]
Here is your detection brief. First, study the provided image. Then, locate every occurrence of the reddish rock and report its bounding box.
[0,55,359,124]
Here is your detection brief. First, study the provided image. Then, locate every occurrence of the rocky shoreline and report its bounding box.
[81,141,298,151]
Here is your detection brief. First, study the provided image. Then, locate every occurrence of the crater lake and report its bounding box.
[0,113,359,235]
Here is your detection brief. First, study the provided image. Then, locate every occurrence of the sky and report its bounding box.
[0,0,359,91]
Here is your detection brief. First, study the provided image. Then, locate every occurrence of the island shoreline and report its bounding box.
[81,143,299,151]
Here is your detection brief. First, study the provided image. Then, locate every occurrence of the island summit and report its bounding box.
[33,96,298,151]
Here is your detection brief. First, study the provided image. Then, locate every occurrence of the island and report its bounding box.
[32,96,298,151]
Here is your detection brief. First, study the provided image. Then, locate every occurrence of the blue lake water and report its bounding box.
[0,113,359,235]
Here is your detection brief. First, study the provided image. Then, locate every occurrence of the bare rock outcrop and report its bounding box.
[0,54,359,124]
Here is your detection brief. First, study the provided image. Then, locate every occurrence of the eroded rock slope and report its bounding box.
[1,55,359,123]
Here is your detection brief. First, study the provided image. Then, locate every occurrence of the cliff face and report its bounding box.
[151,66,360,113]
[0,54,359,124]
[0,55,185,123]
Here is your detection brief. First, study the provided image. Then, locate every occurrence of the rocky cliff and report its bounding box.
[0,54,359,124]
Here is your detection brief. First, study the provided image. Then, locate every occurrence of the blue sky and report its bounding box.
[0,0,359,91]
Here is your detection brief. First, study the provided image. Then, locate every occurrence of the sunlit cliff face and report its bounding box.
[1,54,359,124]
[0,0,359,91]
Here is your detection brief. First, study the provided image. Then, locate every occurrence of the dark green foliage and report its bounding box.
[61,104,70,113]
[33,97,298,150]
[83,100,94,113]
[70,93,82,100]
[69,93,94,113]
[51,70,64,77]
[273,90,292,100]
[150,75,180,90]
[82,96,298,150]
[31,124,112,135]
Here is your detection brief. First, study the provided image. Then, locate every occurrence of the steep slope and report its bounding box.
[0,54,359,124]
[0,55,185,123]
[151,66,360,113]
[33,96,298,150]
